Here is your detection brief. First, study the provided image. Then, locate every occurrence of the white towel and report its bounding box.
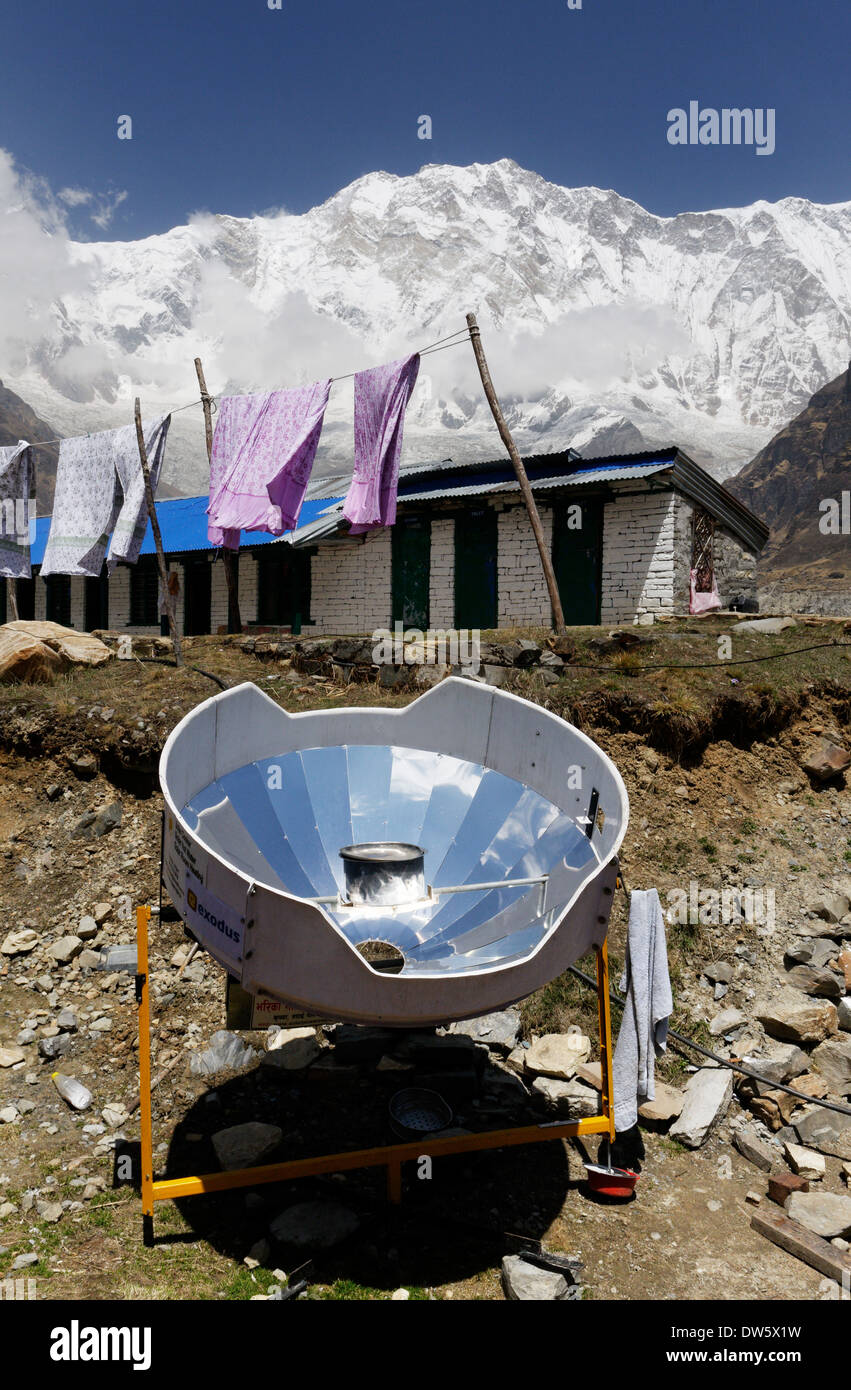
[41,417,169,578]
[0,441,33,579]
[107,416,171,571]
[612,888,673,1132]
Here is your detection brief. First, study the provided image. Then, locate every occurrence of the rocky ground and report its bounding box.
[1,622,851,1300]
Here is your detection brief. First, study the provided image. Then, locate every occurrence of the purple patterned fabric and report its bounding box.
[343,354,420,533]
[207,382,331,548]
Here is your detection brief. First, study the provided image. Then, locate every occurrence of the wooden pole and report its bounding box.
[465,312,567,635]
[6,578,18,621]
[195,357,241,634]
[134,398,184,668]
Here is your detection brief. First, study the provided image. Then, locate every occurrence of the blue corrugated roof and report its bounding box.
[29,494,343,567]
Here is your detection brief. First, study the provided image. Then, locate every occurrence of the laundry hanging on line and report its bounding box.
[206,382,332,548]
[40,416,171,578]
[343,353,420,534]
[0,441,33,579]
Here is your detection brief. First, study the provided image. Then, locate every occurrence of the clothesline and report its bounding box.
[3,323,469,584]
[326,327,469,382]
[20,327,471,451]
[23,394,211,450]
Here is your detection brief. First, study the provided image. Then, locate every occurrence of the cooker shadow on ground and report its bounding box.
[161,1056,582,1290]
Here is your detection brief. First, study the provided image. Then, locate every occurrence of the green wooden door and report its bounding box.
[552,499,603,625]
[184,556,211,636]
[45,575,72,627]
[85,567,109,631]
[15,578,35,620]
[454,506,497,630]
[391,515,431,629]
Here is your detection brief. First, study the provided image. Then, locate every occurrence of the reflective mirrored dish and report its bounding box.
[160,679,629,1025]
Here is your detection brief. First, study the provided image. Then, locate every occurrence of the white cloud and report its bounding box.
[190,267,369,396]
[90,189,128,230]
[58,186,93,208]
[0,149,92,372]
[419,305,692,409]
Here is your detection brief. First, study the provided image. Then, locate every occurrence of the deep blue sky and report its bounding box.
[2,0,849,238]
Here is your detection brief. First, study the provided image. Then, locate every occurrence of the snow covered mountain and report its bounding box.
[4,158,851,497]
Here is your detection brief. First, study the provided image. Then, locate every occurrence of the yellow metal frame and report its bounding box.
[135,904,616,1244]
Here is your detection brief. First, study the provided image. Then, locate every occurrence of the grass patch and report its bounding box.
[519,953,614,1039]
[222,1265,266,1301]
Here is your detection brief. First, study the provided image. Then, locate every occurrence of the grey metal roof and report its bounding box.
[396,462,671,502]
[288,446,769,553]
[287,502,347,547]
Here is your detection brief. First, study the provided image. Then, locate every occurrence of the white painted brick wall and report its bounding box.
[31,576,85,627]
[497,505,553,626]
[24,489,722,637]
[109,566,131,629]
[30,547,264,637]
[429,517,455,627]
[308,531,392,634]
[600,491,678,623]
[99,560,185,637]
[307,493,681,632]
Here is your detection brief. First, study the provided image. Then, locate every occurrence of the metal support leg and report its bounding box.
[596,940,617,1145]
[136,904,155,1245]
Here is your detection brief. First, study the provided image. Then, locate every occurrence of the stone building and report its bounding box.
[2,447,768,635]
[292,448,768,632]
[2,496,323,636]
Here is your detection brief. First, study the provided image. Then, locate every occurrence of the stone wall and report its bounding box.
[308,531,393,634]
[713,525,759,612]
[676,499,760,614]
[23,489,761,636]
[600,488,679,623]
[429,517,455,628]
[496,504,553,626]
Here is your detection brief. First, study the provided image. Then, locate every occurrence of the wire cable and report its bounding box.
[21,324,471,445]
[22,395,212,450]
[558,638,851,674]
[567,962,851,1119]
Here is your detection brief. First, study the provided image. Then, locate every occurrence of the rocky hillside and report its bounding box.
[0,381,59,511]
[728,365,851,614]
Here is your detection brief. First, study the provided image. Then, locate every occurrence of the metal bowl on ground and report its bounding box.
[389,1087,453,1139]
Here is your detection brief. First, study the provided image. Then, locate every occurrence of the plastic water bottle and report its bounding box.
[98,945,137,974]
[51,1072,92,1111]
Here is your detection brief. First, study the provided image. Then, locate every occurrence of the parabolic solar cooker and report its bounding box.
[160,678,628,1026]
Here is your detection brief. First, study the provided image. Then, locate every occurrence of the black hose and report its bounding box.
[134,655,231,691]
[567,963,851,1120]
